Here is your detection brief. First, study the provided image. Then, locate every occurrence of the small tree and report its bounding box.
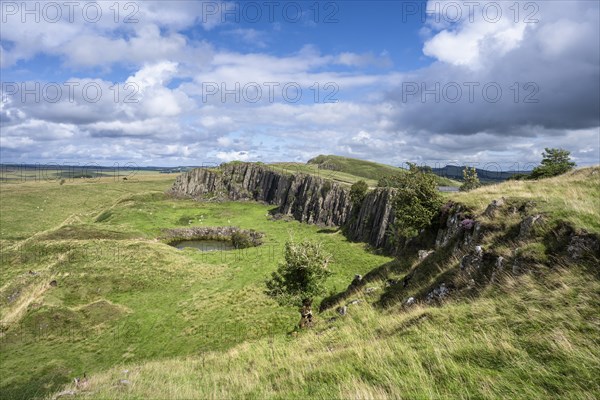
[530,148,576,179]
[381,164,443,241]
[265,239,332,329]
[460,167,481,192]
[349,180,369,207]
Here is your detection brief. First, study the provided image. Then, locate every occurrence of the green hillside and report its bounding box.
[1,166,598,400]
[273,155,460,187]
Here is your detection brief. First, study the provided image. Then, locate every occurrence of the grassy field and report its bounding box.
[0,174,391,399]
[1,166,599,399]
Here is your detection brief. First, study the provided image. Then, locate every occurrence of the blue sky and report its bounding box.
[1,1,599,168]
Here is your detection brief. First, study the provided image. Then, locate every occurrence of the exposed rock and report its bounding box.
[163,226,263,246]
[405,297,415,306]
[336,306,347,316]
[170,163,401,250]
[347,299,362,306]
[418,250,435,260]
[567,234,600,261]
[460,253,481,270]
[345,188,397,250]
[496,256,504,269]
[365,287,377,294]
[170,163,352,227]
[426,283,450,303]
[483,198,505,218]
[385,279,399,287]
[518,214,543,240]
[436,209,462,248]
[119,379,130,386]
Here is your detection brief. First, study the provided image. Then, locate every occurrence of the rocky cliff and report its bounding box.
[170,163,354,227]
[169,163,397,249]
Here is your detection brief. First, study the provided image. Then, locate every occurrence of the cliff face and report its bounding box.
[344,188,396,250]
[170,163,399,249]
[170,163,355,227]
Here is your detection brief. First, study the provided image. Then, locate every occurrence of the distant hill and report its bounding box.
[306,155,460,187]
[431,165,528,183]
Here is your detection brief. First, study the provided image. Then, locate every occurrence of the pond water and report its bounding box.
[172,240,235,252]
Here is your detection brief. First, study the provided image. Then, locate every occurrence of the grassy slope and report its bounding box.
[41,167,600,399]
[0,175,391,399]
[449,167,600,234]
[273,155,460,187]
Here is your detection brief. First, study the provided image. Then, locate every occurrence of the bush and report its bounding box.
[265,239,332,307]
[231,231,255,249]
[349,180,369,207]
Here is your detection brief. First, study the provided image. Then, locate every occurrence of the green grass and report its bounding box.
[0,175,391,399]
[448,166,600,234]
[1,167,599,400]
[44,267,600,399]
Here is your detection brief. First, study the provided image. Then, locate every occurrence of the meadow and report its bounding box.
[0,174,391,399]
[1,166,599,399]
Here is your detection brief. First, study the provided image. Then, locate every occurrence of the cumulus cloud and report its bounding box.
[382,0,600,164]
[1,0,598,166]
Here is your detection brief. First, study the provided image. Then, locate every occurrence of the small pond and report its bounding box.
[172,240,235,252]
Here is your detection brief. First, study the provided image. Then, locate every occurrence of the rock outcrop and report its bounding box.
[170,163,397,248]
[170,163,353,227]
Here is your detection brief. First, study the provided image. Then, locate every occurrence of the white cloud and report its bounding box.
[215,150,251,162]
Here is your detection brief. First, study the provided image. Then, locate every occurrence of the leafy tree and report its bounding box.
[349,180,369,207]
[459,167,481,192]
[265,239,332,328]
[380,164,443,240]
[530,148,575,179]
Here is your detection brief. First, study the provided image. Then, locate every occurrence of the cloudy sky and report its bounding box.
[1,0,598,168]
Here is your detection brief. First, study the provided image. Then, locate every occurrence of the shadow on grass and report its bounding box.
[0,364,72,400]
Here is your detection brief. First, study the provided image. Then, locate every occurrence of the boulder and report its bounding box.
[567,234,600,261]
[483,198,505,218]
[518,215,543,240]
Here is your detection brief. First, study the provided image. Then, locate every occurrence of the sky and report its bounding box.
[1,0,599,169]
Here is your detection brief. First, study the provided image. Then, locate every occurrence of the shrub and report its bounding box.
[265,239,332,328]
[231,231,254,249]
[349,180,369,207]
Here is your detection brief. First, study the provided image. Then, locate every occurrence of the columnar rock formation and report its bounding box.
[169,163,397,249]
